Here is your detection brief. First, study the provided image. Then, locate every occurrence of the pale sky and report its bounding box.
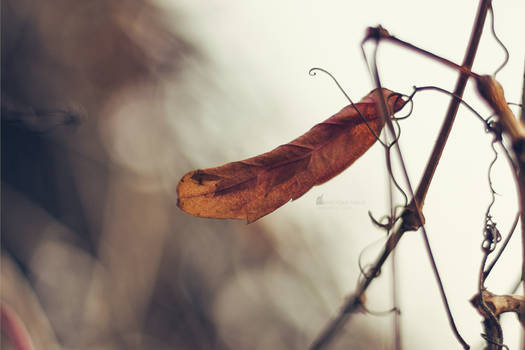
[155,1,525,348]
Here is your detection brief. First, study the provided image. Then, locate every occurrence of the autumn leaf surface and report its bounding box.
[177,88,404,222]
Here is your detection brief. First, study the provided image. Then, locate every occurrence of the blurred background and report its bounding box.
[2,0,524,349]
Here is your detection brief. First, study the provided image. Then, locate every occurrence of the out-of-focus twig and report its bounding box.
[520,59,525,123]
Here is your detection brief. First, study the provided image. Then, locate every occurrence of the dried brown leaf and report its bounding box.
[177,88,404,222]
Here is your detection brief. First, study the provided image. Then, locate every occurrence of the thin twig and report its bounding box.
[413,0,491,207]
[385,133,402,350]
[391,245,401,350]
[364,27,479,80]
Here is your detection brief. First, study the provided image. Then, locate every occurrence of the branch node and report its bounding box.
[363,26,390,43]
[400,206,424,231]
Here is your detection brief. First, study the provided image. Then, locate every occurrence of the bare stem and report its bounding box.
[370,31,479,80]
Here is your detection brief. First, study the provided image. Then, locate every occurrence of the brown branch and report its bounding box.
[476,76,525,143]
[472,291,525,318]
[471,290,525,339]
[309,1,493,349]
[365,27,480,81]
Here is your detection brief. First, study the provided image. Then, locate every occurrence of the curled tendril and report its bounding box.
[368,204,405,231]
[320,48,413,238]
[411,85,487,124]
[361,304,400,317]
[368,211,395,230]
[481,141,502,254]
[390,92,414,120]
[374,127,410,216]
[482,216,501,253]
[385,117,402,149]
[413,85,519,172]
[409,85,507,259]
[308,67,407,149]
[488,4,509,77]
[484,213,520,279]
[309,67,385,146]
[308,67,410,148]
[485,119,503,141]
[358,260,375,280]
[310,66,411,244]
[358,262,376,280]
[357,235,388,280]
